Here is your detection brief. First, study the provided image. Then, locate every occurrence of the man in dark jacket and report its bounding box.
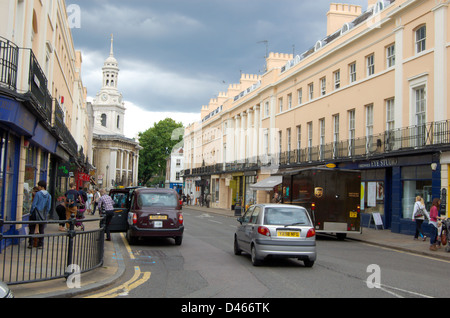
[28,180,52,249]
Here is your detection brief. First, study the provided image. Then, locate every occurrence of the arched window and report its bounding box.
[117,115,120,129]
[101,114,107,127]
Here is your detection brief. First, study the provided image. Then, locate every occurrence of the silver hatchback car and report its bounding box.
[234,204,317,267]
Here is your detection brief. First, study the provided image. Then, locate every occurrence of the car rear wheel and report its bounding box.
[174,236,183,246]
[251,245,262,266]
[303,259,315,268]
[126,227,138,245]
[234,236,242,255]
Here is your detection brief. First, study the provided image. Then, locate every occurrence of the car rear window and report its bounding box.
[138,193,178,207]
[264,207,311,226]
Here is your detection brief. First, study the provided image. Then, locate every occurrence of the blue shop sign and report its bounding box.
[0,96,35,136]
[32,122,57,154]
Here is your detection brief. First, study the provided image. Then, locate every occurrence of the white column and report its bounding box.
[247,108,253,161]
[433,3,448,122]
[394,24,404,129]
[253,105,260,160]
[234,115,240,162]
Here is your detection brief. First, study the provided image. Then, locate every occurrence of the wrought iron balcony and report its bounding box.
[184,120,450,177]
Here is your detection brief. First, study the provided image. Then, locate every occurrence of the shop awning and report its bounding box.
[249,176,282,191]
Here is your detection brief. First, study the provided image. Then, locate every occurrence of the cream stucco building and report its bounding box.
[184,0,450,235]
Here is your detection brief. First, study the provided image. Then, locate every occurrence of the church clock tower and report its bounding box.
[92,34,125,136]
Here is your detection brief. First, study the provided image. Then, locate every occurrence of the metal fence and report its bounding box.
[0,216,105,285]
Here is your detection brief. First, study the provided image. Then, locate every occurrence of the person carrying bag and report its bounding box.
[412,196,429,241]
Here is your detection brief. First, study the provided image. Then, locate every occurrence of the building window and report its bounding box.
[278,130,282,154]
[415,25,426,54]
[176,172,180,181]
[349,62,356,83]
[101,114,107,127]
[320,77,326,96]
[176,159,181,167]
[279,97,283,113]
[117,115,120,129]
[333,114,339,158]
[386,44,395,68]
[297,88,303,105]
[287,93,292,109]
[367,54,375,76]
[348,110,355,156]
[386,98,395,131]
[264,101,269,117]
[307,122,313,161]
[334,70,340,89]
[415,87,426,147]
[365,104,374,153]
[308,83,314,100]
[319,118,325,159]
[287,128,291,153]
[401,166,432,219]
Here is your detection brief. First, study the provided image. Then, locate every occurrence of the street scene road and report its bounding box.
[81,207,449,299]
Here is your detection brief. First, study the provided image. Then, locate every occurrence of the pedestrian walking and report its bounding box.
[98,189,115,241]
[86,189,93,214]
[55,198,66,231]
[206,193,211,208]
[429,198,446,251]
[92,188,101,215]
[28,180,52,249]
[412,196,429,241]
[65,183,80,229]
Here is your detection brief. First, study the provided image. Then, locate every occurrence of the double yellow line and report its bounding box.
[85,234,151,298]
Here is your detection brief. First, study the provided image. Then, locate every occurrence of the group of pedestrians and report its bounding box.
[412,195,447,251]
[28,182,116,248]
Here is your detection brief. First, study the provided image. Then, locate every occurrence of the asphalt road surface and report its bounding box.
[82,207,449,300]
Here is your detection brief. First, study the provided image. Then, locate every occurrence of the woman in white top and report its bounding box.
[412,196,429,241]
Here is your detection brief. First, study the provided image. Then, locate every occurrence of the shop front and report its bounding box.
[340,153,441,235]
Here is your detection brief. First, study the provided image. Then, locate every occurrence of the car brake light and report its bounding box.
[306,228,316,238]
[357,205,360,213]
[311,203,315,211]
[178,213,183,225]
[258,226,271,237]
[132,213,137,225]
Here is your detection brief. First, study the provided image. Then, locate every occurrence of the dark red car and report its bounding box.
[126,188,184,245]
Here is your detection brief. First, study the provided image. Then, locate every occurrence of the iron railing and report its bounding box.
[185,119,450,177]
[0,216,104,285]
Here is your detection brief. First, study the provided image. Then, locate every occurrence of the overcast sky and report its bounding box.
[66,0,368,138]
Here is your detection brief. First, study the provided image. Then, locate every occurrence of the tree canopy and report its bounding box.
[138,118,184,186]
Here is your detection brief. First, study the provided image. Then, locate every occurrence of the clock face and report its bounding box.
[101,93,108,101]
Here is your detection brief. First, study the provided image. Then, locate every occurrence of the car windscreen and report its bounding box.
[138,193,178,207]
[264,207,311,226]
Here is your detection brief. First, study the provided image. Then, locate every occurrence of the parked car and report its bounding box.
[126,188,184,245]
[108,187,144,232]
[0,281,13,298]
[234,204,316,267]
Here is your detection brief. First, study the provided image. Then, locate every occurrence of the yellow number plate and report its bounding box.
[277,231,300,237]
[149,215,167,220]
[349,211,358,218]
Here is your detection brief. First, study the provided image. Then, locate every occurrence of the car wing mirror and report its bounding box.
[237,217,243,224]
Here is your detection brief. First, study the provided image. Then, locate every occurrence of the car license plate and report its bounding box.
[349,211,358,218]
[149,215,167,220]
[277,231,300,237]
[153,221,163,228]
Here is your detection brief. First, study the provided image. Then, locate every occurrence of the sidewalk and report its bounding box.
[7,213,126,298]
[8,205,450,298]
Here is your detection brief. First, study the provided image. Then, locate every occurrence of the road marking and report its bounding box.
[208,219,222,224]
[85,266,151,298]
[120,232,135,259]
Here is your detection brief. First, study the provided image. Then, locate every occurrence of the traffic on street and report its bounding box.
[80,206,450,300]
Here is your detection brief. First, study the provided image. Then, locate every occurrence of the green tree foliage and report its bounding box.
[138,118,184,186]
